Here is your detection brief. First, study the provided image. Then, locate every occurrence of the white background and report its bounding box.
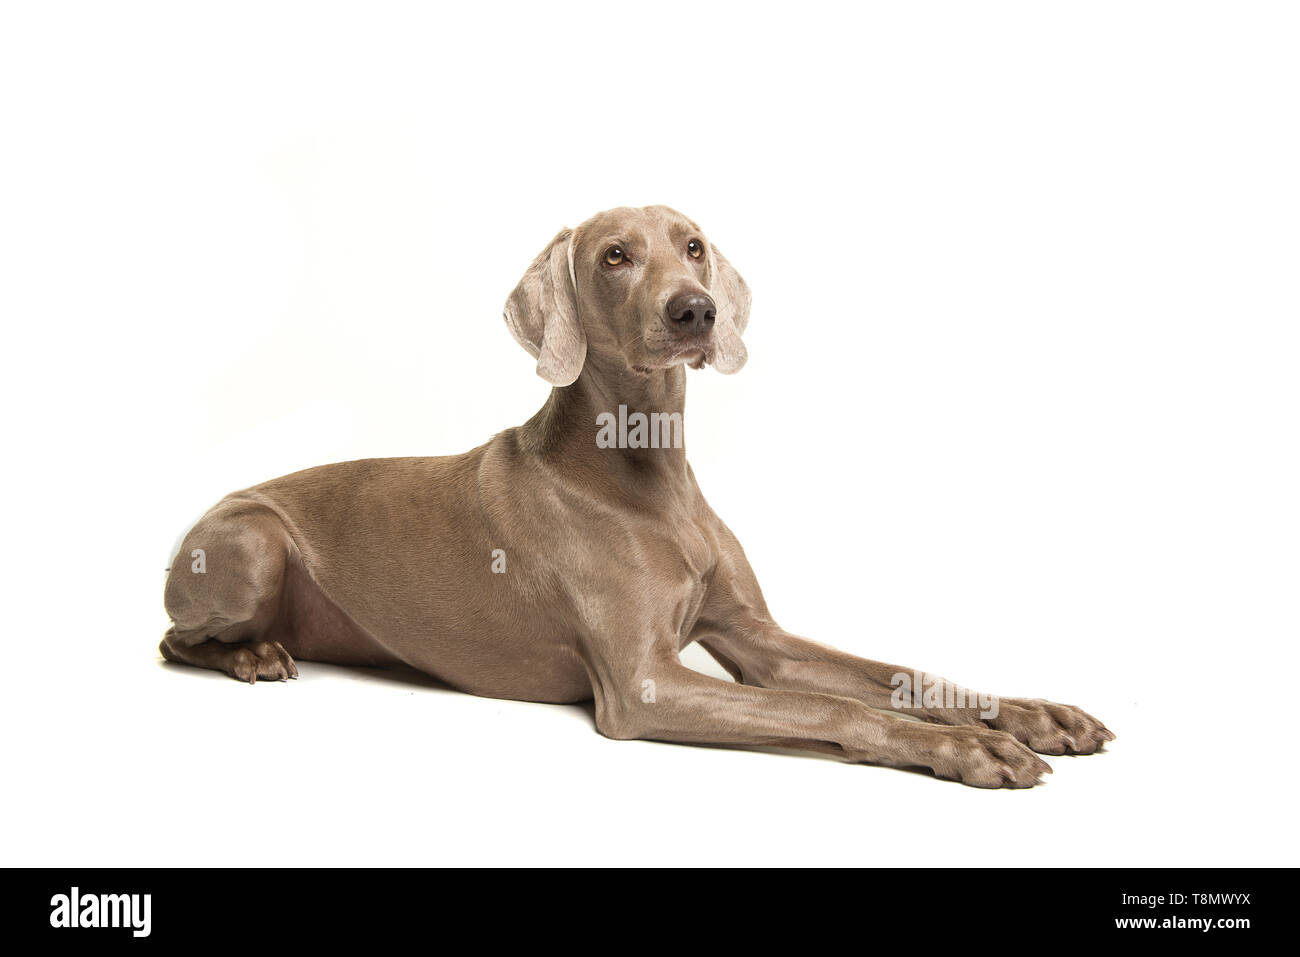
[2,1,1296,867]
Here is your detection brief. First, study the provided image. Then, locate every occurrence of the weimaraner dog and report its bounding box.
[162,204,1112,787]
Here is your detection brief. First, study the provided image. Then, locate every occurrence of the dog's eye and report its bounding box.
[687,239,703,260]
[604,245,625,266]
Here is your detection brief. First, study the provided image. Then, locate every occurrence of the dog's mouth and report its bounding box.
[633,338,714,374]
[661,328,717,366]
[681,347,710,370]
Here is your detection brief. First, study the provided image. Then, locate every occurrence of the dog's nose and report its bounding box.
[666,292,716,335]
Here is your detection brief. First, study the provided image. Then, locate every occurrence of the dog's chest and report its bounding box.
[675,519,716,582]
[662,519,716,641]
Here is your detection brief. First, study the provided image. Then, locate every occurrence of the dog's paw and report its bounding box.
[227,641,299,684]
[919,725,1053,789]
[987,698,1113,755]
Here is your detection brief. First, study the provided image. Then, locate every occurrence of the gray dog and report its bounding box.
[162,205,1112,787]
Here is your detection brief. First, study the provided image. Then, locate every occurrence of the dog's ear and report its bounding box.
[706,243,751,374]
[503,228,586,386]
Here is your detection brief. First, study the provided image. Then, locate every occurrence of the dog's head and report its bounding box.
[504,205,750,386]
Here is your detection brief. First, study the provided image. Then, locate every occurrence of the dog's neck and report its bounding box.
[520,357,691,492]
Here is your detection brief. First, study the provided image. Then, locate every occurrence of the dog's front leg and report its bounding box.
[694,540,1113,756]
[700,624,1113,756]
[580,636,1051,788]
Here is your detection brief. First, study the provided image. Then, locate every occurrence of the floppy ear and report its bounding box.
[503,228,587,386]
[706,243,751,374]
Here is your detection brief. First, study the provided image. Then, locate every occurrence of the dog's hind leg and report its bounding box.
[160,628,297,683]
[160,499,299,684]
